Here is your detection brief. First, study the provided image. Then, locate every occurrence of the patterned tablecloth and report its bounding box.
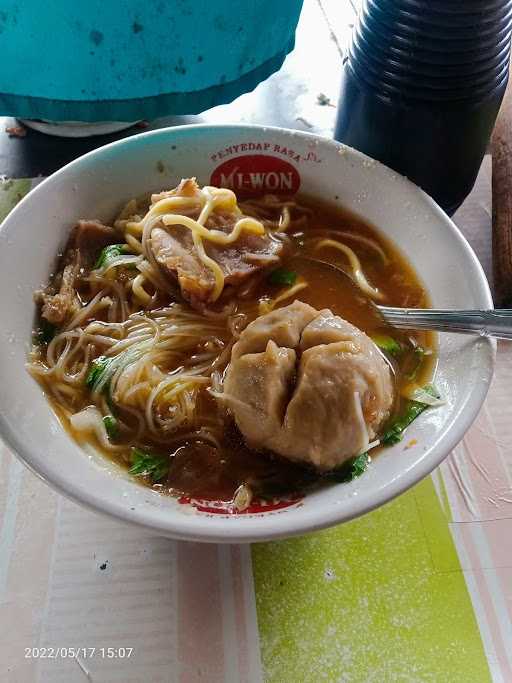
[1,2,511,682]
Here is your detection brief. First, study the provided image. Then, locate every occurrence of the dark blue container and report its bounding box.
[334,0,512,215]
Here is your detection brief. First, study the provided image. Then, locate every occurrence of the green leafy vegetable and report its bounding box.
[85,339,151,395]
[85,355,112,392]
[405,346,425,381]
[36,319,56,345]
[372,334,402,357]
[268,269,297,287]
[129,448,169,483]
[325,452,370,483]
[94,244,126,270]
[382,384,440,445]
[351,452,370,478]
[102,415,118,440]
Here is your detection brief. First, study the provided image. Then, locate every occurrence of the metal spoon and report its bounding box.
[299,256,512,340]
[379,307,512,340]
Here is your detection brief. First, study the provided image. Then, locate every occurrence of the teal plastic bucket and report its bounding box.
[0,0,303,120]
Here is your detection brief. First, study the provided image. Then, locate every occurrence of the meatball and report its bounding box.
[221,301,394,471]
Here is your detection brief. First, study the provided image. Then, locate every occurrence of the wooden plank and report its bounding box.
[492,62,512,307]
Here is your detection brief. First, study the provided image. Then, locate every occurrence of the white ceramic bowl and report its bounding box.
[0,124,494,542]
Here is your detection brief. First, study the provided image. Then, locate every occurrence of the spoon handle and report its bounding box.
[379,308,512,340]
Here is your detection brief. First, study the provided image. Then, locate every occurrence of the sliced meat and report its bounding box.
[151,178,201,204]
[72,220,118,267]
[149,179,286,306]
[151,224,284,306]
[39,261,78,324]
[151,226,211,302]
[38,219,117,325]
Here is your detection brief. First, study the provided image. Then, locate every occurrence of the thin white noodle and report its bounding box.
[64,291,111,331]
[47,330,81,366]
[59,335,90,383]
[106,333,152,356]
[353,391,370,453]
[118,404,145,441]
[123,381,152,403]
[100,255,143,274]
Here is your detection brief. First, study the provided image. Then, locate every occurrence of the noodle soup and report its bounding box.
[28,180,435,512]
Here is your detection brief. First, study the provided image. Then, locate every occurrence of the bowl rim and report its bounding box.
[0,122,496,543]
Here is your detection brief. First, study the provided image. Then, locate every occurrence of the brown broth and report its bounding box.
[34,196,435,508]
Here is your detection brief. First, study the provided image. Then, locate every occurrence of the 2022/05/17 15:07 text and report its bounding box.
[24,647,134,659]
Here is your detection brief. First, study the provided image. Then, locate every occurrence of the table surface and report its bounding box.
[1,2,512,682]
